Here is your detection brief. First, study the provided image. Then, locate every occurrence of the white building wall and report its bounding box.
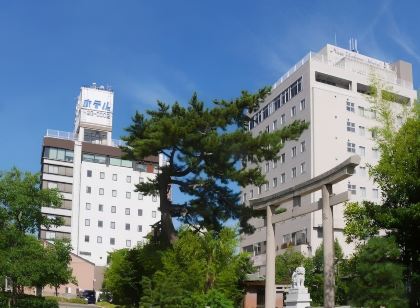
[241,44,417,272]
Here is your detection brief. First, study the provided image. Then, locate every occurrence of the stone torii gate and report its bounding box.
[250,155,360,308]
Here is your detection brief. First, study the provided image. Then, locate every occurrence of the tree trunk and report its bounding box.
[158,172,178,246]
[55,286,58,296]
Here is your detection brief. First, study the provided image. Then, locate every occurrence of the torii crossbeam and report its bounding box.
[250,155,360,308]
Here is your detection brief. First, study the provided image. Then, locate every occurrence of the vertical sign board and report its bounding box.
[75,87,114,130]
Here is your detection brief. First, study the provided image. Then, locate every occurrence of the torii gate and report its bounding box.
[250,155,360,308]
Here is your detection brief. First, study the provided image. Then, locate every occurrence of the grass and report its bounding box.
[46,296,88,304]
[96,302,118,308]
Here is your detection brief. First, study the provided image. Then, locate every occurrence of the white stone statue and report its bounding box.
[291,266,305,289]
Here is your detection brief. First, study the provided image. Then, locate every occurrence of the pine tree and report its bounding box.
[122,89,308,245]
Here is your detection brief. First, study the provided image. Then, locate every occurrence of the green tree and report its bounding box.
[304,240,347,306]
[275,247,308,284]
[0,168,63,233]
[344,86,420,306]
[121,90,308,245]
[103,242,163,307]
[140,228,253,307]
[0,168,64,301]
[44,240,76,296]
[347,236,407,307]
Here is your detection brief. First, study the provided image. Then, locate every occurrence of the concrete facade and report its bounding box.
[241,44,417,274]
[40,84,161,267]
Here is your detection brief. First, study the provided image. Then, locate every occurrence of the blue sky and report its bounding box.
[0,0,419,175]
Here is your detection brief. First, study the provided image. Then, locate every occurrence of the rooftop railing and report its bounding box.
[45,129,126,147]
[45,129,76,141]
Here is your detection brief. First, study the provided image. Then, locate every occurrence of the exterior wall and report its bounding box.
[77,160,160,265]
[40,85,162,268]
[41,253,95,297]
[241,44,417,271]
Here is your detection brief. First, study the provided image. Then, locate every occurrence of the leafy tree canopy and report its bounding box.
[347,236,407,308]
[344,82,420,306]
[0,167,63,233]
[140,227,253,307]
[121,90,308,244]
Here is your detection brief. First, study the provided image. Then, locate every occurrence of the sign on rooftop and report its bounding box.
[75,85,114,130]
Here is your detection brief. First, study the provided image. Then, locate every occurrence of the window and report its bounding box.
[293,196,301,207]
[265,162,269,173]
[347,120,355,132]
[125,223,130,230]
[87,170,92,177]
[136,163,147,172]
[111,206,116,213]
[98,204,103,212]
[250,189,254,199]
[273,177,278,188]
[359,166,366,176]
[43,164,73,177]
[86,186,91,194]
[291,106,297,117]
[86,203,91,210]
[126,176,131,183]
[292,167,297,178]
[359,126,365,136]
[137,225,142,232]
[110,238,115,245]
[44,147,74,162]
[281,173,286,183]
[358,106,365,116]
[152,196,157,202]
[372,148,379,159]
[291,146,297,158]
[139,177,144,183]
[85,219,90,226]
[347,142,355,153]
[110,221,115,229]
[346,100,355,112]
[138,193,143,200]
[243,193,247,202]
[112,190,117,197]
[82,153,106,164]
[397,116,403,126]
[371,130,377,138]
[265,125,269,133]
[280,153,286,164]
[98,220,103,228]
[152,211,157,218]
[360,187,366,197]
[348,183,356,195]
[99,188,104,195]
[264,183,269,192]
[300,99,305,111]
[273,120,278,131]
[112,174,117,181]
[110,158,133,168]
[300,162,306,174]
[126,240,131,248]
[138,209,143,216]
[97,236,102,244]
[84,235,89,243]
[280,114,285,125]
[300,141,306,153]
[125,208,130,215]
[258,186,262,195]
[272,159,278,169]
[359,146,366,156]
[126,192,131,199]
[100,172,105,179]
[372,188,379,199]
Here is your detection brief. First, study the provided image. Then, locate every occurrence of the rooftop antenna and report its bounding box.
[334,33,337,46]
[349,38,359,53]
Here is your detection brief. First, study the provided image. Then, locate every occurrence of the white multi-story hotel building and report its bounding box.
[241,44,417,274]
[40,84,161,266]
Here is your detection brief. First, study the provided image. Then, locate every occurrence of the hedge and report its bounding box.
[0,293,59,308]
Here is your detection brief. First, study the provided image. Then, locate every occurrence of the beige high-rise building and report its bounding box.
[241,44,417,274]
